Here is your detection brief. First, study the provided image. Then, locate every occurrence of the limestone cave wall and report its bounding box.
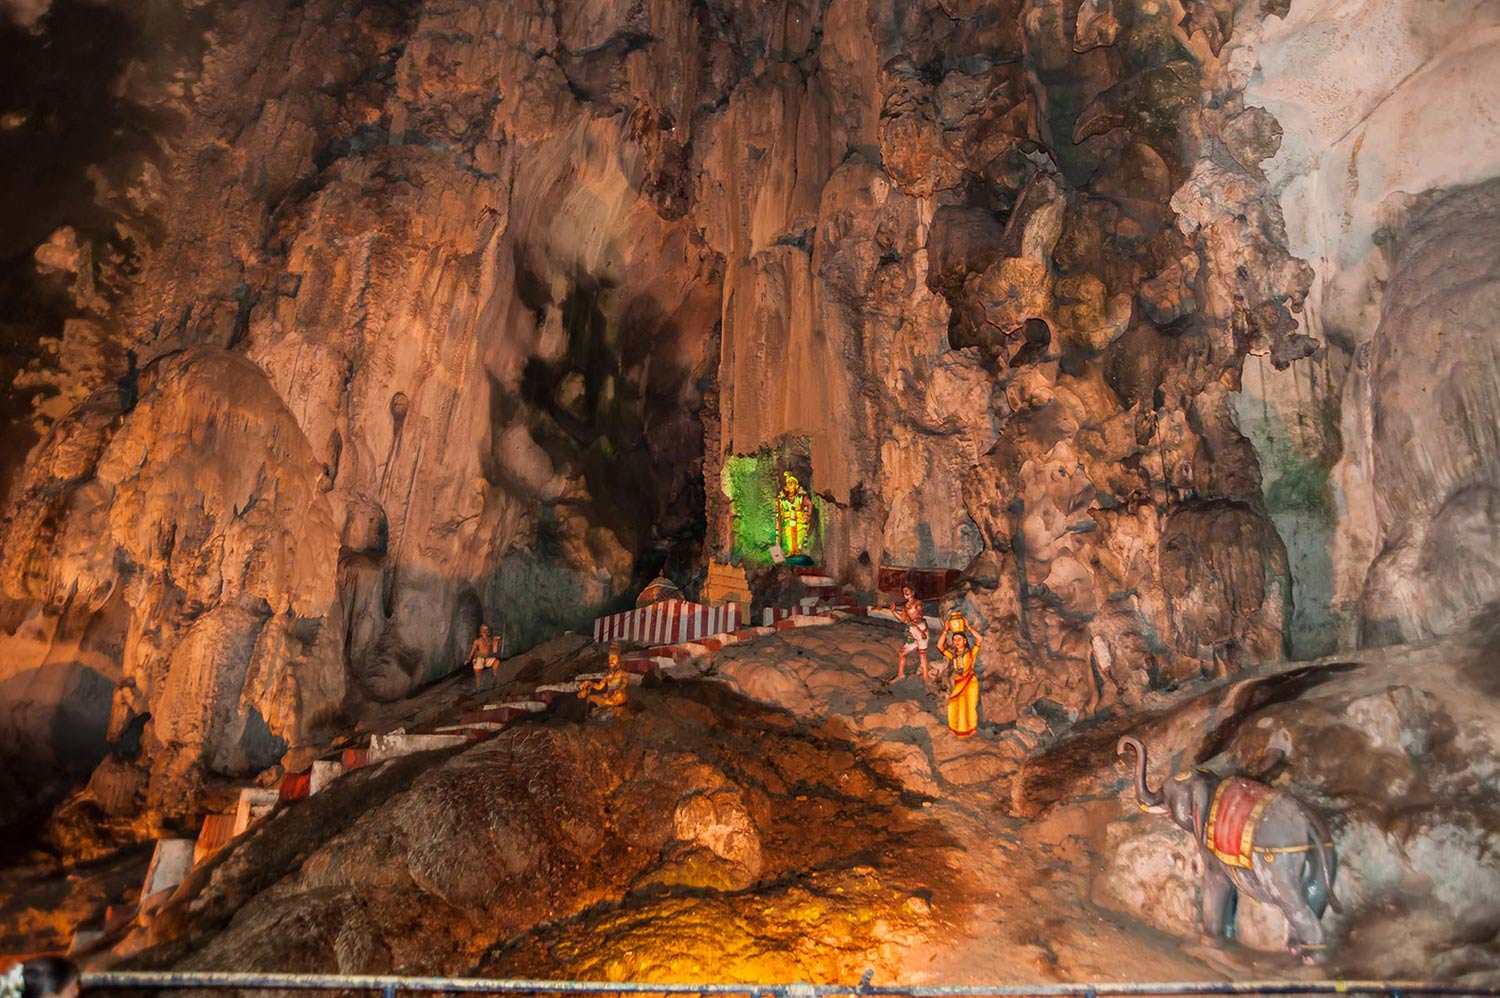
[0,0,1497,830]
[1235,0,1500,653]
[0,0,725,824]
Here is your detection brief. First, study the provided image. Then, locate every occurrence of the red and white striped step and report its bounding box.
[763,605,838,626]
[460,699,549,724]
[654,623,777,658]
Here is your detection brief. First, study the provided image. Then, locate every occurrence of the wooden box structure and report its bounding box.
[877,565,960,601]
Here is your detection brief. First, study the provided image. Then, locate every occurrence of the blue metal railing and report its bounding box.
[78,971,1500,998]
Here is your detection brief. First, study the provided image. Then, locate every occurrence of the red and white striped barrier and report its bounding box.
[213,601,867,864]
[593,599,744,645]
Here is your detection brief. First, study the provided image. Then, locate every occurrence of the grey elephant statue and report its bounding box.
[1117,736,1342,964]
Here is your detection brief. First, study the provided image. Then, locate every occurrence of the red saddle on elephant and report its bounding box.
[1203,776,1278,869]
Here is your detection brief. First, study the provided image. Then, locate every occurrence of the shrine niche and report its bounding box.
[720,444,822,567]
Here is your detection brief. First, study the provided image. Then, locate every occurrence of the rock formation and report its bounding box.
[1,0,1498,845]
[71,614,1499,984]
[1232,0,1500,653]
[1089,614,1500,979]
[119,683,963,983]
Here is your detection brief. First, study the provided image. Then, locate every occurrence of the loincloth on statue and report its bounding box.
[473,656,498,670]
[903,621,930,652]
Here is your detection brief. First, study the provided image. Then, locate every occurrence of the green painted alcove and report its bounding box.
[721,446,823,567]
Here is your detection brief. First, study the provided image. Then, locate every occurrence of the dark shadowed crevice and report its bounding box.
[512,263,711,594]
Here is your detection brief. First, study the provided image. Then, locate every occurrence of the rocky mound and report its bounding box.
[707,616,1026,800]
[11,612,1499,984]
[706,613,1500,983]
[119,680,969,983]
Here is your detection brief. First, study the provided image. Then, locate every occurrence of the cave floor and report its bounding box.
[690,618,1318,985]
[9,619,1485,983]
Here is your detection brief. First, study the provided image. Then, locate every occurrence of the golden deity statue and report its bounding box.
[579,642,629,712]
[775,472,812,558]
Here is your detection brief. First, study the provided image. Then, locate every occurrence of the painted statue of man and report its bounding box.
[889,585,931,683]
[775,472,812,557]
[467,623,502,691]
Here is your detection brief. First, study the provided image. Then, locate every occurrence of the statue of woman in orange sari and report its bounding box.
[941,631,980,738]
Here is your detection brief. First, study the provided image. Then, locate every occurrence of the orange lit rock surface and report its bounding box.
[2,0,1300,831]
[2,0,1500,982]
[2,617,1481,983]
[111,682,968,982]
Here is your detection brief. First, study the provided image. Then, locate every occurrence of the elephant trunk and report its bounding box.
[1117,736,1164,809]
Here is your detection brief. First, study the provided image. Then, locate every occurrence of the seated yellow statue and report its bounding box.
[578,643,629,711]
